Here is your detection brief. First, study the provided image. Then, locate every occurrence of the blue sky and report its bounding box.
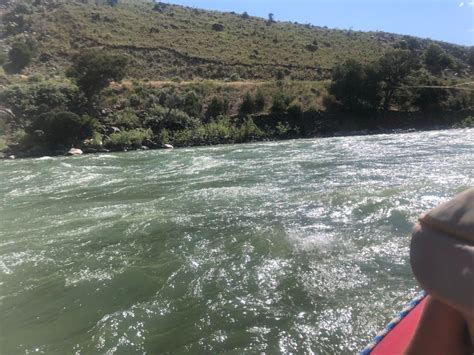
[164,0,474,46]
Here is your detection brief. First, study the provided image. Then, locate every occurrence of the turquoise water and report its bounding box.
[1,129,473,354]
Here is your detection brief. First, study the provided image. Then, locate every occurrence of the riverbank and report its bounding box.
[2,110,472,160]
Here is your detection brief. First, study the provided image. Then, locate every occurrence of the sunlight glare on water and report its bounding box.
[0,129,473,354]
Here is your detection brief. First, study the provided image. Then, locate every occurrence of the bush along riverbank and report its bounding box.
[2,105,473,159]
[1,48,473,159]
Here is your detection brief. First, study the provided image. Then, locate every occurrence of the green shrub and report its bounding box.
[31,111,99,146]
[165,116,269,147]
[205,97,229,120]
[128,94,141,108]
[83,131,103,148]
[0,81,86,127]
[105,128,152,149]
[183,91,202,118]
[275,121,290,137]
[144,105,199,132]
[229,73,240,82]
[27,74,44,83]
[2,4,31,36]
[404,36,421,51]
[236,117,265,141]
[275,69,285,81]
[0,136,6,152]
[254,89,266,112]
[330,59,374,112]
[287,102,304,127]
[4,39,36,73]
[108,108,142,129]
[468,48,474,68]
[453,116,474,128]
[413,76,449,111]
[271,92,290,114]
[239,92,256,116]
[424,44,453,73]
[13,128,27,143]
[0,52,7,66]
[157,128,171,144]
[322,94,337,111]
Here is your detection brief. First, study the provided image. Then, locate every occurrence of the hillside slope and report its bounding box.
[1,0,473,81]
[1,0,473,158]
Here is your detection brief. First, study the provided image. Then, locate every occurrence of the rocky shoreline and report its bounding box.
[1,123,468,160]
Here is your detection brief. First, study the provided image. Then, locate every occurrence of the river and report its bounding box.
[0,129,473,354]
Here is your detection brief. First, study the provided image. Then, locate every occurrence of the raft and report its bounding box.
[361,292,427,355]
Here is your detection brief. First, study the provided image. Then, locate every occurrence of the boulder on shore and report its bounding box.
[143,138,158,148]
[162,144,174,149]
[0,108,15,120]
[66,148,83,156]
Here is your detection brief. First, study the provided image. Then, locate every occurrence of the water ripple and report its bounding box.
[0,128,473,353]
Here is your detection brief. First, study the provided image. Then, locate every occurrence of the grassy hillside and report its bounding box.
[0,0,473,158]
[1,0,473,81]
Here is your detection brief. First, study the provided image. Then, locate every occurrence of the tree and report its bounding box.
[241,11,250,19]
[413,76,449,111]
[4,40,35,73]
[67,50,129,100]
[377,50,418,111]
[239,92,256,116]
[403,36,421,51]
[424,44,453,74]
[107,0,118,6]
[329,59,380,112]
[267,13,275,25]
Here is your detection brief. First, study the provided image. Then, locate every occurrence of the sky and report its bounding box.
[164,0,474,46]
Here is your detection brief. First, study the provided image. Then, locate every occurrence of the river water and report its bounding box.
[0,129,472,354]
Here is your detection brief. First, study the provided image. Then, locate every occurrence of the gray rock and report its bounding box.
[66,148,83,156]
[7,155,16,160]
[140,146,150,150]
[162,144,174,149]
[212,23,225,31]
[143,139,158,148]
[33,130,45,137]
[0,108,15,120]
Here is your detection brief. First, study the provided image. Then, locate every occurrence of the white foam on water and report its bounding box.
[36,156,54,160]
[65,268,117,287]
